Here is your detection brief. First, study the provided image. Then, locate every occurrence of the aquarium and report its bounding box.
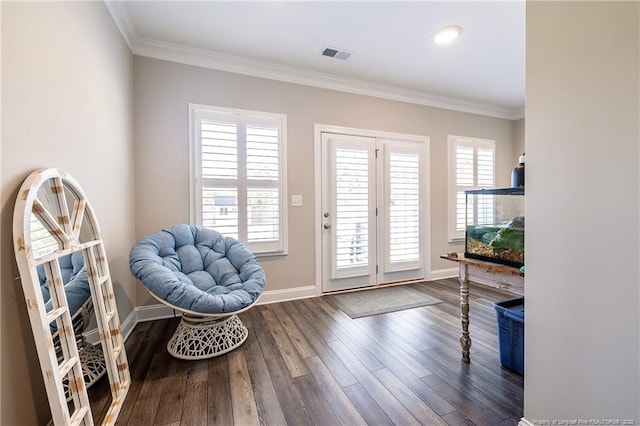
[465,187,524,268]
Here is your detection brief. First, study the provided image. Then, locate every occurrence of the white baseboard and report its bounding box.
[519,418,534,426]
[429,267,458,280]
[84,326,101,345]
[120,306,139,341]
[84,304,178,345]
[135,303,181,322]
[257,285,318,305]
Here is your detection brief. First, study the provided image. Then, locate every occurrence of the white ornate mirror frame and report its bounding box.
[13,168,130,425]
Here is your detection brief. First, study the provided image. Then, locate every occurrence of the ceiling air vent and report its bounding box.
[322,47,351,60]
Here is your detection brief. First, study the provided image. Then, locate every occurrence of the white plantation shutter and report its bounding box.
[201,120,238,179]
[334,148,370,269]
[30,213,59,258]
[191,105,287,254]
[247,187,279,243]
[387,151,420,265]
[455,145,474,235]
[202,188,239,238]
[247,124,279,180]
[477,147,494,187]
[448,136,495,241]
[476,147,495,226]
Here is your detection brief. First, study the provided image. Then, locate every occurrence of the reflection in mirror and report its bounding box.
[36,249,107,399]
[13,168,130,425]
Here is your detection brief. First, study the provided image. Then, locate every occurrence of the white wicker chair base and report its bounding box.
[167,314,248,360]
[63,343,107,400]
[80,343,108,387]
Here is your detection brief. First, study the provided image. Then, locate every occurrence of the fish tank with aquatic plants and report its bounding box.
[465,187,524,268]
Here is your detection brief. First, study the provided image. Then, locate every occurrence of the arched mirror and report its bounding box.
[13,168,130,425]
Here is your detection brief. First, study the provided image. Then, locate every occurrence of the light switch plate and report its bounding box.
[291,195,303,207]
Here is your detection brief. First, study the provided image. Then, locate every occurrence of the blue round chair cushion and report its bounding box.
[37,251,90,333]
[129,224,266,314]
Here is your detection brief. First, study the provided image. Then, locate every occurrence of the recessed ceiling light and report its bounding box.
[433,25,463,45]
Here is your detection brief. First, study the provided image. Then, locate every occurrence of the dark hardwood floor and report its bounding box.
[88,278,524,425]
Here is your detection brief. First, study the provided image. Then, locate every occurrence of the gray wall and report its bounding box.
[513,117,525,166]
[1,2,135,424]
[133,56,517,304]
[525,1,639,421]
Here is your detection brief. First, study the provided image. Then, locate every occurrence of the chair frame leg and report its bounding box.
[166,313,249,360]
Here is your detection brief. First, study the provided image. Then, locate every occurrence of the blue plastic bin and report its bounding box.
[493,297,524,375]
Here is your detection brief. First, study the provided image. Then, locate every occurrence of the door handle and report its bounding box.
[323,223,331,229]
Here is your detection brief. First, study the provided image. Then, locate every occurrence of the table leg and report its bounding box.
[459,263,471,363]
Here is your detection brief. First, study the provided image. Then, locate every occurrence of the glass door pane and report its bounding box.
[335,148,369,269]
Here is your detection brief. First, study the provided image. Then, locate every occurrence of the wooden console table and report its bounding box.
[440,253,524,363]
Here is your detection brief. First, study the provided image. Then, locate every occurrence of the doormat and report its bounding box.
[330,285,442,319]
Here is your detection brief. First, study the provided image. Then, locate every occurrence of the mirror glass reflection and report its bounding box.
[30,184,111,419]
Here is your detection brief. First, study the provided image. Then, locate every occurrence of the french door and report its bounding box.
[321,131,428,293]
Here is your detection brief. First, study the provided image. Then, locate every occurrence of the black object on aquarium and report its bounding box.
[511,153,525,187]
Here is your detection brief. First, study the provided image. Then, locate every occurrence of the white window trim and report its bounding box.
[447,135,496,242]
[189,103,288,256]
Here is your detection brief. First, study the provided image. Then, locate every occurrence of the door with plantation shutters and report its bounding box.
[321,132,428,293]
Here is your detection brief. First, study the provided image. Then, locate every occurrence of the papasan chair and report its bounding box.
[129,224,266,360]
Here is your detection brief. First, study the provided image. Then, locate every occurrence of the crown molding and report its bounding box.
[133,37,522,120]
[105,1,523,120]
[512,106,526,120]
[104,0,137,51]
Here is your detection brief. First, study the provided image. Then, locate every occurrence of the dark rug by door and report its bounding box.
[330,285,442,319]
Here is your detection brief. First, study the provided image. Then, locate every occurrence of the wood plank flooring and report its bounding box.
[88,278,524,425]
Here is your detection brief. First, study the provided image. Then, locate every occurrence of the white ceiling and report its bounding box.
[109,1,525,119]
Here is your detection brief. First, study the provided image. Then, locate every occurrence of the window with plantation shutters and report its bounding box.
[448,135,495,241]
[30,213,59,258]
[190,104,287,254]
